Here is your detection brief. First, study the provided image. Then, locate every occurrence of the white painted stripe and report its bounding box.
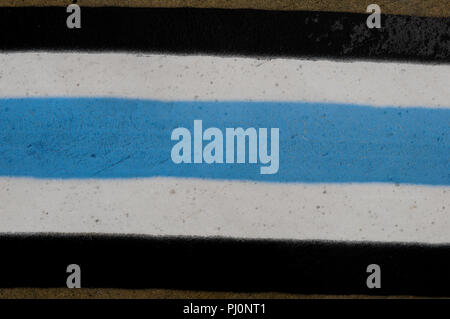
[0,53,449,108]
[0,178,448,243]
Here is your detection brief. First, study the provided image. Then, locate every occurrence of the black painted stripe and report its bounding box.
[0,7,449,62]
[1,234,449,296]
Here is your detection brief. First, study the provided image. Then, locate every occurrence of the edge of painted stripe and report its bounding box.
[0,7,449,63]
[0,0,449,18]
[1,233,450,296]
[1,178,448,243]
[1,53,449,108]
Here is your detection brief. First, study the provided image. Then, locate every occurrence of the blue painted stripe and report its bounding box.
[0,98,448,185]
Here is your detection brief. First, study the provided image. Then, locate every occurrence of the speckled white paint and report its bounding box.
[0,52,449,108]
[0,178,448,243]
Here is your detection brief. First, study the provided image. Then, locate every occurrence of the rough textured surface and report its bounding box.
[0,53,448,243]
[346,15,450,60]
[0,0,449,18]
[2,53,448,107]
[2,179,449,242]
[0,288,433,299]
[1,7,449,63]
[1,0,449,301]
